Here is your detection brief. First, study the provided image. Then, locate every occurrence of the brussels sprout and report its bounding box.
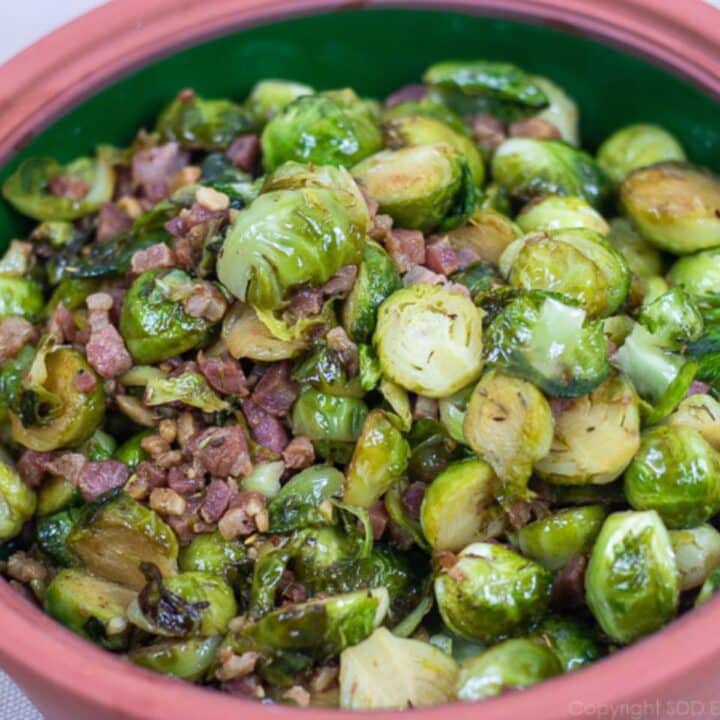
[245,79,314,125]
[516,196,609,235]
[144,371,229,413]
[179,531,248,579]
[668,248,720,306]
[0,344,33,426]
[37,505,84,566]
[156,93,252,150]
[423,60,548,121]
[384,114,485,186]
[384,480,429,551]
[79,430,116,462]
[36,477,81,517]
[113,430,152,471]
[598,124,686,185]
[449,262,503,299]
[420,458,503,552]
[499,228,630,318]
[456,638,562,701]
[382,98,467,135]
[344,410,410,508]
[534,376,640,486]
[358,344,382,391]
[353,144,475,233]
[0,453,36,542]
[444,208,520,265]
[128,570,237,637]
[44,569,136,646]
[406,418,464,484]
[664,394,720,450]
[374,284,484,398]
[378,379,411,432]
[119,270,217,364]
[585,510,678,643]
[485,292,610,397]
[130,636,222,682]
[532,615,601,672]
[620,163,720,254]
[463,370,553,505]
[218,166,368,311]
[435,384,472,444]
[669,525,720,591]
[268,465,344,532]
[292,345,363,399]
[261,91,383,170]
[68,493,178,589]
[10,345,105,452]
[342,241,401,343]
[511,505,607,571]
[241,461,285,498]
[290,387,368,462]
[339,627,458,709]
[695,566,720,606]
[638,288,703,350]
[624,425,720,529]
[435,542,551,644]
[608,218,664,303]
[532,76,579,145]
[2,154,115,221]
[492,139,610,208]
[0,277,43,321]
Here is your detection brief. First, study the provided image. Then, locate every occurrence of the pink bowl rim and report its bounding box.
[0,1,719,718]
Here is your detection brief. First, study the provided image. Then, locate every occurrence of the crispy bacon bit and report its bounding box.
[6,552,48,584]
[321,265,358,297]
[425,237,460,276]
[48,303,76,344]
[413,396,438,420]
[182,282,228,322]
[326,326,359,375]
[97,202,132,241]
[46,453,86,485]
[288,287,324,318]
[0,317,34,360]
[368,501,389,540]
[196,186,230,212]
[77,461,129,501]
[282,686,311,708]
[385,228,426,272]
[688,380,711,397]
[282,436,315,470]
[200,480,233,523]
[369,212,393,243]
[190,426,252,478]
[402,264,445,287]
[218,492,268,539]
[241,398,289,452]
[149,487,187,516]
[509,116,562,140]
[401,482,428,520]
[167,463,204,496]
[130,243,176,273]
[198,352,248,397]
[468,112,506,151]
[136,461,168,490]
[216,649,260,682]
[17,451,54,488]
[226,134,261,173]
[251,362,298,417]
[85,325,133,378]
[551,555,588,610]
[132,142,189,202]
[49,175,89,200]
[384,83,427,107]
[74,368,98,393]
[456,246,481,270]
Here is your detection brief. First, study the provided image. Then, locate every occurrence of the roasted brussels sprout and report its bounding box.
[130,636,222,682]
[516,195,609,235]
[0,277,43,321]
[36,477,81,517]
[511,505,607,571]
[156,93,253,150]
[241,461,286,498]
[218,164,368,310]
[144,371,228,413]
[456,638,562,701]
[534,375,640,485]
[620,163,720,254]
[119,270,217,364]
[382,98,467,136]
[695,566,720,606]
[532,76,579,145]
[293,344,363,398]
[663,394,720,450]
[344,410,409,508]
[374,284,484,398]
[668,248,720,305]
[585,510,678,643]
[246,79,314,125]
[608,218,664,302]
[669,525,720,591]
[638,288,703,350]
[420,458,503,552]
[624,425,720,529]
[0,344,33,426]
[178,531,248,579]
[339,627,458,709]
[2,153,115,221]
[261,91,383,170]
[0,452,37,542]
[10,344,105,452]
[532,615,601,672]
[352,144,475,233]
[444,207,520,265]
[463,370,553,505]
[598,124,686,185]
[492,139,610,208]
[499,228,630,317]
[113,430,152,471]
[485,292,610,397]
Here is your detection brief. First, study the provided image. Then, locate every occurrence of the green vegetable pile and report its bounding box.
[1,59,720,710]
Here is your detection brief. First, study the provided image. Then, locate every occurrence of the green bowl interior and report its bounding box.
[1,6,719,247]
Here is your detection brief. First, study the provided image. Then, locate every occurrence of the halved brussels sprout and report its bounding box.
[261,91,383,170]
[668,248,720,306]
[0,278,43,321]
[669,525,720,591]
[353,144,475,233]
[374,284,484,398]
[120,270,217,364]
[444,207,520,266]
[45,569,136,646]
[435,542,551,644]
[516,196,609,235]
[344,410,410,508]
[420,458,503,552]
[485,292,610,397]
[36,477,81,517]
[638,288,703,350]
[37,505,84,566]
[598,124,686,185]
[10,345,105,452]
[218,165,368,310]
[384,480,429,551]
[339,627,458,710]
[456,638,562,701]
[2,153,115,221]
[241,461,285,498]
[510,505,607,571]
[382,98,467,136]
[130,636,222,682]
[0,452,37,542]
[342,241,401,344]
[663,394,720,450]
[145,372,229,413]
[463,370,553,505]
[156,94,253,150]
[246,79,314,125]
[113,430,152,471]
[585,510,678,643]
[624,425,720,529]
[608,218,664,303]
[499,228,630,317]
[80,430,116,462]
[423,60,548,121]
[0,344,33,426]
[67,493,178,590]
[620,163,720,254]
[179,531,248,579]
[384,114,485,186]
[533,615,601,672]
[532,76,579,145]
[492,139,610,208]
[534,375,640,485]
[293,344,363,399]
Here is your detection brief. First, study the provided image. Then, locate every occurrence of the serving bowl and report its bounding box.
[0,1,719,718]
